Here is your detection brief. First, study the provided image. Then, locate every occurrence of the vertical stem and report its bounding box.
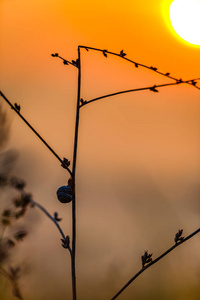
[71,46,81,300]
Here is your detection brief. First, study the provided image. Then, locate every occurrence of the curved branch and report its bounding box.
[80,79,199,107]
[0,91,72,177]
[111,228,200,300]
[29,197,73,256]
[30,198,65,240]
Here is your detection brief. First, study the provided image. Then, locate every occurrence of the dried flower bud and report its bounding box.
[61,235,70,249]
[51,53,59,57]
[119,50,127,57]
[174,229,184,244]
[54,212,62,222]
[150,66,158,71]
[141,251,153,268]
[102,50,108,57]
[149,85,159,92]
[61,158,70,169]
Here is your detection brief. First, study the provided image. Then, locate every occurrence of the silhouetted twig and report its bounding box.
[56,45,200,91]
[79,79,200,107]
[51,53,79,68]
[29,197,72,256]
[110,228,200,300]
[79,46,200,90]
[0,91,72,177]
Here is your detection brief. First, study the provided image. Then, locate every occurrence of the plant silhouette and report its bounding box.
[1,46,200,300]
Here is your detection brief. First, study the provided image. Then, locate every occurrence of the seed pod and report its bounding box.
[56,185,72,203]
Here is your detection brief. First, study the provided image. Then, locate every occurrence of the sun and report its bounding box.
[169,0,200,45]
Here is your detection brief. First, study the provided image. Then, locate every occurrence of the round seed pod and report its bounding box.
[56,185,72,203]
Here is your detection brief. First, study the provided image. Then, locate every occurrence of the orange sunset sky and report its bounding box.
[1,0,200,299]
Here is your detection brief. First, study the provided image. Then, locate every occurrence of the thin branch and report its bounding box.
[30,198,65,239]
[51,53,79,68]
[79,45,200,90]
[70,45,82,300]
[51,47,200,109]
[80,79,200,107]
[29,197,73,256]
[110,228,200,300]
[0,91,72,177]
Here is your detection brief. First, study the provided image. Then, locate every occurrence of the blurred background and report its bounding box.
[1,0,200,299]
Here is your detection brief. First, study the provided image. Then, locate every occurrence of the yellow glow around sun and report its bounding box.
[169,0,200,45]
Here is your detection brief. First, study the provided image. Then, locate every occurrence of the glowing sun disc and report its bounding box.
[169,0,200,45]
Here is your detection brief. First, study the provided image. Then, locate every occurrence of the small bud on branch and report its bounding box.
[141,250,153,268]
[174,229,184,244]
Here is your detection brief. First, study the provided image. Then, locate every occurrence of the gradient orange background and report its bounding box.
[1,0,200,299]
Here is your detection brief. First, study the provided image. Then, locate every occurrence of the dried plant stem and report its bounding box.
[111,228,200,300]
[0,91,72,177]
[30,199,64,239]
[70,46,82,300]
[78,45,200,90]
[80,80,199,107]
[29,197,72,254]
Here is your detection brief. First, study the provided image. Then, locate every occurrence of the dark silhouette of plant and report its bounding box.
[0,107,33,299]
[0,172,31,299]
[1,46,200,300]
